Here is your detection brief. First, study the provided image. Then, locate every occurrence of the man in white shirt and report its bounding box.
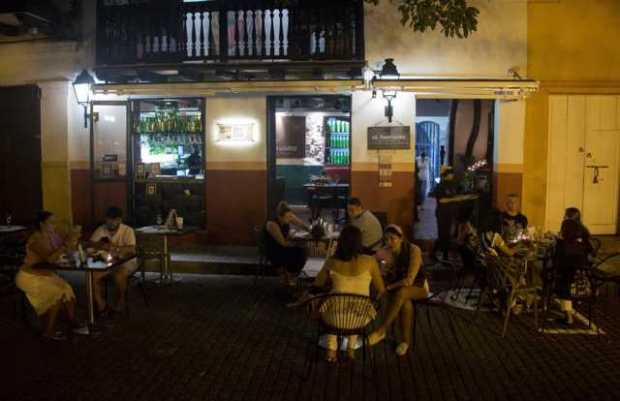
[347,198,384,254]
[90,207,137,315]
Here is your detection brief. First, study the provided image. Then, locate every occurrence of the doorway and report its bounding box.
[267,95,352,223]
[546,95,620,234]
[414,99,495,240]
[0,85,42,225]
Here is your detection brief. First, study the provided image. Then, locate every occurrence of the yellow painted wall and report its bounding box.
[205,96,267,169]
[365,0,527,78]
[39,81,73,226]
[524,0,620,227]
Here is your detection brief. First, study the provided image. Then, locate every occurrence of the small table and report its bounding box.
[135,225,198,283]
[304,183,349,220]
[37,253,137,327]
[291,230,340,258]
[0,225,28,236]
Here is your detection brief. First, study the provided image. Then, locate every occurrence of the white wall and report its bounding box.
[351,91,416,170]
[494,100,525,170]
[365,0,527,78]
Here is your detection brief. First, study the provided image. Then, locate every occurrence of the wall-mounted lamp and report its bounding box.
[379,58,400,80]
[382,91,397,123]
[72,69,95,128]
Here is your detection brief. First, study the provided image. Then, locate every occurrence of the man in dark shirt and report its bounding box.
[501,194,528,239]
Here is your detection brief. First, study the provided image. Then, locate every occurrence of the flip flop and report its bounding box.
[43,331,67,341]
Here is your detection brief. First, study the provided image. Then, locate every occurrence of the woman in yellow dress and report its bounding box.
[15,211,87,340]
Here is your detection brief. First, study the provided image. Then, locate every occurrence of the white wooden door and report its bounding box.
[546,95,620,234]
[582,96,620,234]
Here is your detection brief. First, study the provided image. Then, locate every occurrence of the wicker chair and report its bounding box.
[303,293,378,377]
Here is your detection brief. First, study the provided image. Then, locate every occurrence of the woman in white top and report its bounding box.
[313,225,385,362]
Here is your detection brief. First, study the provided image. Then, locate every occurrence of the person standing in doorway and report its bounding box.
[416,152,431,210]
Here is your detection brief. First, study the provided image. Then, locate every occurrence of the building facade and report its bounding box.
[7,0,611,244]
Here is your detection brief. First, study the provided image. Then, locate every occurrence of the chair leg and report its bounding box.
[412,302,418,352]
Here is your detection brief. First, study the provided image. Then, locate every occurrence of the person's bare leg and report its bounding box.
[43,302,61,337]
[399,301,414,347]
[92,272,108,312]
[112,269,130,310]
[64,298,76,322]
[370,286,427,344]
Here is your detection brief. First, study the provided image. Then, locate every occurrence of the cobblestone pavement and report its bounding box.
[1,273,620,401]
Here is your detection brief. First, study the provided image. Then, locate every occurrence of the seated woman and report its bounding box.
[15,211,88,340]
[554,219,593,325]
[264,202,310,286]
[368,224,429,356]
[312,225,385,362]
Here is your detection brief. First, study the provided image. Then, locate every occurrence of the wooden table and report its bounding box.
[37,253,137,327]
[135,225,198,283]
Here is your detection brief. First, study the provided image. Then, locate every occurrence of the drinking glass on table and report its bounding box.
[5,212,12,226]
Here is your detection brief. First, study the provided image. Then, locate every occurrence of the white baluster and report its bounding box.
[310,31,316,55]
[161,28,168,53]
[246,10,253,57]
[319,29,326,54]
[273,9,281,57]
[264,10,272,57]
[282,9,288,57]
[145,34,151,56]
[195,11,202,57]
[136,34,144,59]
[170,36,177,54]
[237,10,245,57]
[228,11,236,56]
[203,12,210,56]
[211,12,219,56]
[186,13,194,57]
[255,10,263,56]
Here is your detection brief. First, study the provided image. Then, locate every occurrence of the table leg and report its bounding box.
[163,235,169,281]
[86,271,95,326]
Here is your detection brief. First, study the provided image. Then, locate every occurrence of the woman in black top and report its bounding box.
[368,224,429,356]
[554,218,593,325]
[264,202,309,286]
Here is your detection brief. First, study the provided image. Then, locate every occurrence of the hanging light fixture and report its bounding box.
[72,69,95,128]
[379,58,399,80]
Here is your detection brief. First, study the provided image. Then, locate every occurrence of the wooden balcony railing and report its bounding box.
[96,0,365,68]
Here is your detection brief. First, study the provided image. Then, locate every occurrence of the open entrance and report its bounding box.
[267,95,351,224]
[414,99,495,241]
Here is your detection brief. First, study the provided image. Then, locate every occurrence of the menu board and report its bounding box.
[276,116,306,158]
[367,126,411,150]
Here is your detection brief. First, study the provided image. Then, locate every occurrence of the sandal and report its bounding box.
[368,329,386,346]
[43,331,67,341]
[396,342,409,356]
[325,350,338,363]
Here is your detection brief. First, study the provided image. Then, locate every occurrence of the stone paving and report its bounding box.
[2,272,620,401]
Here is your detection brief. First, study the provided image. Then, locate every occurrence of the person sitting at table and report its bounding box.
[347,198,383,255]
[264,201,310,286]
[368,224,429,356]
[554,219,593,325]
[501,194,528,241]
[90,206,137,316]
[15,211,88,340]
[564,207,591,237]
[312,225,385,362]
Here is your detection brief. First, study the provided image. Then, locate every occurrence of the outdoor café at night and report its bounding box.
[2,0,620,400]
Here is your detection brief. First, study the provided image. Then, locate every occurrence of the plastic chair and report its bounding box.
[136,233,166,281]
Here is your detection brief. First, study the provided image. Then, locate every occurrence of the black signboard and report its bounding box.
[276,116,306,158]
[367,126,411,150]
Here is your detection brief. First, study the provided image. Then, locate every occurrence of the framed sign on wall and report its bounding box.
[367,126,411,150]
